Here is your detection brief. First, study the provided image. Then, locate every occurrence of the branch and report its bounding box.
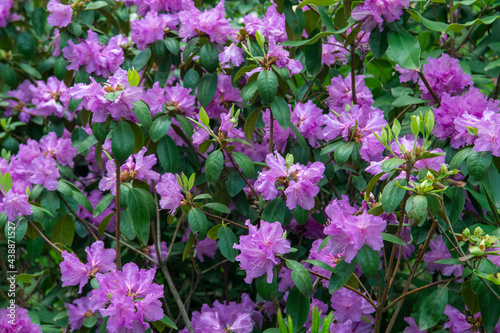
[417,71,440,105]
[202,211,249,229]
[26,217,63,253]
[115,161,122,270]
[225,150,259,199]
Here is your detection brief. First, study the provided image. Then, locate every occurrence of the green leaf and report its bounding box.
[1,64,17,86]
[382,232,407,246]
[467,150,493,181]
[218,225,238,262]
[408,195,428,225]
[334,141,354,166]
[329,257,358,293]
[112,121,135,162]
[381,180,407,214]
[257,70,278,104]
[304,259,336,273]
[356,245,379,279]
[477,282,500,333]
[198,72,218,107]
[369,27,388,59]
[84,1,108,9]
[270,96,291,130]
[204,202,231,214]
[318,8,336,33]
[234,65,259,83]
[289,124,309,151]
[292,206,308,225]
[72,188,94,213]
[183,68,200,91]
[50,214,75,247]
[281,31,335,47]
[93,193,114,218]
[152,315,178,332]
[286,260,313,299]
[164,38,180,55]
[150,115,172,142]
[304,29,322,75]
[297,0,337,8]
[418,287,448,330]
[256,271,278,301]
[18,63,42,80]
[104,91,122,102]
[98,213,115,237]
[483,166,500,208]
[132,48,151,71]
[157,136,179,173]
[155,55,173,86]
[407,9,449,32]
[200,42,219,73]
[68,22,82,36]
[244,108,262,142]
[127,188,150,245]
[365,172,385,203]
[32,7,47,37]
[205,150,224,183]
[449,146,472,170]
[132,101,152,132]
[462,279,480,315]
[445,14,500,34]
[17,31,37,60]
[444,187,465,224]
[387,28,421,69]
[232,152,255,178]
[78,134,98,155]
[188,208,208,239]
[262,197,286,224]
[241,80,259,103]
[286,287,311,332]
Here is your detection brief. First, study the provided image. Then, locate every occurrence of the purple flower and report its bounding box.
[29,155,60,191]
[219,43,245,67]
[262,109,293,153]
[323,104,387,162]
[1,191,32,222]
[60,241,116,293]
[233,220,291,283]
[186,294,261,333]
[67,296,96,332]
[205,74,243,118]
[94,262,164,332]
[423,235,464,277]
[291,101,324,146]
[178,0,233,44]
[254,152,287,201]
[308,238,339,286]
[63,30,124,78]
[322,36,349,66]
[287,216,326,240]
[420,54,472,101]
[40,132,77,167]
[5,80,33,122]
[29,76,70,118]
[331,287,375,323]
[443,305,477,333]
[195,237,218,262]
[156,173,184,215]
[352,0,410,32]
[146,241,168,267]
[131,11,178,50]
[47,0,72,28]
[326,74,374,111]
[0,0,13,28]
[244,4,287,43]
[396,65,419,83]
[0,305,42,333]
[267,38,303,75]
[466,110,500,157]
[324,197,386,263]
[403,317,425,333]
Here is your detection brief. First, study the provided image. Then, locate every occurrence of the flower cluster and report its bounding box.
[323,196,386,263]
[156,172,184,215]
[422,235,464,277]
[244,3,286,43]
[59,240,116,293]
[352,0,410,31]
[254,152,325,210]
[131,11,179,50]
[47,0,73,28]
[234,220,291,283]
[0,305,42,333]
[63,30,125,77]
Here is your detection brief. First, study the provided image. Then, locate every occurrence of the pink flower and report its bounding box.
[1,191,32,222]
[156,173,184,215]
[233,220,291,283]
[131,11,178,50]
[219,43,244,67]
[47,0,73,28]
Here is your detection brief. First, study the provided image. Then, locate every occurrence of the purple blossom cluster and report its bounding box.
[323,196,386,263]
[99,147,160,195]
[254,152,325,210]
[0,305,42,333]
[0,132,77,221]
[156,172,184,215]
[59,240,116,293]
[444,305,500,332]
[0,0,13,28]
[63,30,125,77]
[131,11,179,50]
[47,0,73,28]
[352,0,410,31]
[422,235,464,277]
[67,262,164,332]
[70,68,143,122]
[180,294,263,333]
[244,3,287,43]
[233,220,290,283]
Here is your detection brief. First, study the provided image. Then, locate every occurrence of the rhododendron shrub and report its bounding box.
[3,0,500,332]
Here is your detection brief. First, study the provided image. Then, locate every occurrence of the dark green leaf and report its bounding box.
[204,202,231,214]
[200,42,219,73]
[132,48,152,71]
[232,152,255,178]
[18,31,37,60]
[150,115,172,142]
[84,1,108,9]
[205,150,224,183]
[467,150,493,181]
[157,136,179,173]
[444,187,465,224]
[381,180,407,214]
[257,70,278,104]
[183,68,200,91]
[262,197,287,224]
[418,287,448,330]
[132,100,152,132]
[188,208,208,239]
[381,158,406,172]
[356,245,379,279]
[382,232,407,246]
[334,141,354,166]
[98,213,115,237]
[93,194,114,218]
[369,27,388,59]
[198,72,218,107]
[286,260,313,298]
[32,7,47,37]
[18,63,42,79]
[270,96,291,130]
[462,279,480,315]
[127,188,150,245]
[218,225,238,262]
[112,121,135,162]
[256,272,278,301]
[286,287,310,332]
[329,257,358,293]
[387,28,421,69]
[477,282,500,333]
[304,29,322,75]
[244,108,261,142]
[50,214,75,247]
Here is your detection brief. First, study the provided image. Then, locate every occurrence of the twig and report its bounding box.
[226,150,259,199]
[26,217,63,253]
[202,211,249,229]
[115,161,122,270]
[57,192,99,241]
[417,71,440,105]
[167,213,184,258]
